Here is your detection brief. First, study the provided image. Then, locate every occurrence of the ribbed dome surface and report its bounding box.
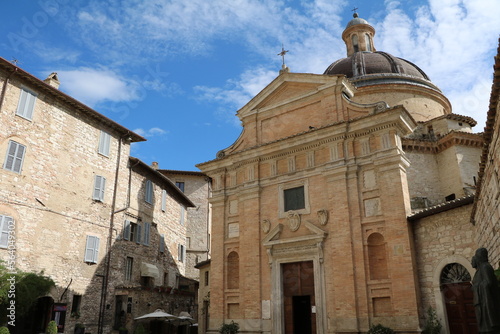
[324,51,438,90]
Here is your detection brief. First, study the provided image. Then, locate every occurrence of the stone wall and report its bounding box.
[411,203,476,333]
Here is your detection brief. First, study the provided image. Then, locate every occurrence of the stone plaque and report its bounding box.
[364,198,381,217]
[229,200,238,215]
[363,170,376,189]
[228,223,239,238]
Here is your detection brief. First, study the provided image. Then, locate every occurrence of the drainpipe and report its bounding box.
[97,133,128,334]
[0,68,18,111]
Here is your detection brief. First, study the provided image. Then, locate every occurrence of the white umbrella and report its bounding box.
[176,316,195,325]
[135,309,178,321]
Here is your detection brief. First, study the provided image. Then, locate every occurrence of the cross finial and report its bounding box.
[11,58,20,66]
[277,44,289,66]
[351,7,359,17]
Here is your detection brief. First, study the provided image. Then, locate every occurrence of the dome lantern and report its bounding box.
[342,12,376,57]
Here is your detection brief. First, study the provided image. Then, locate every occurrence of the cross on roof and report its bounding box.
[277,45,289,66]
[351,7,358,13]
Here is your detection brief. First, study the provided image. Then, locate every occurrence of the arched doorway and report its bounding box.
[440,263,477,334]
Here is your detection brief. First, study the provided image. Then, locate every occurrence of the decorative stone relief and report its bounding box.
[262,219,271,234]
[287,212,301,232]
[317,209,329,225]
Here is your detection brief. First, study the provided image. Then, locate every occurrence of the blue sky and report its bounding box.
[2,0,499,171]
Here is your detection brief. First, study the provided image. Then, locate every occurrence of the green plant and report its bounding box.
[46,320,58,334]
[133,323,148,334]
[0,326,10,334]
[422,307,442,334]
[367,324,394,334]
[219,321,239,334]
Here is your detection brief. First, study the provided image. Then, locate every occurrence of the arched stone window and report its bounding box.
[367,233,388,280]
[365,34,372,51]
[227,251,240,289]
[352,34,359,52]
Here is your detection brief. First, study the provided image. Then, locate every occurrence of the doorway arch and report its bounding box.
[433,257,477,334]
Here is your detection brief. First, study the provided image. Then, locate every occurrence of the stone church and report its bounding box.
[197,13,484,334]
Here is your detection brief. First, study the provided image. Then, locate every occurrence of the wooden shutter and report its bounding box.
[159,234,165,253]
[145,180,153,203]
[136,225,142,244]
[98,131,111,156]
[93,175,106,201]
[180,206,185,225]
[143,222,151,246]
[4,141,26,173]
[0,215,12,248]
[84,236,99,263]
[123,220,131,240]
[161,190,167,211]
[16,88,37,120]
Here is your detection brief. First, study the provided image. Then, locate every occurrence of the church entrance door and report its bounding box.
[440,263,477,334]
[282,261,316,334]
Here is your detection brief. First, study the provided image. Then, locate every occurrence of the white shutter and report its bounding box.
[161,190,167,212]
[98,131,111,156]
[84,236,99,263]
[0,215,12,248]
[4,141,26,173]
[93,175,106,201]
[16,88,37,120]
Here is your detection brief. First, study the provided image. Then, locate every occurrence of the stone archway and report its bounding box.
[432,257,477,334]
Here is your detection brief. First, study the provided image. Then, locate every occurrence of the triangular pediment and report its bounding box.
[237,72,347,119]
[263,221,327,247]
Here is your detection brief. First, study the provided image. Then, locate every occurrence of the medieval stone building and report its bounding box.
[0,56,198,333]
[197,14,484,334]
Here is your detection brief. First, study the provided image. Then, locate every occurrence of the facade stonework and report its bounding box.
[197,14,484,334]
[0,58,199,334]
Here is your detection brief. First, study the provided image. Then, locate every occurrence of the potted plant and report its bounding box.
[219,321,239,334]
[422,307,442,334]
[0,326,10,334]
[46,321,58,334]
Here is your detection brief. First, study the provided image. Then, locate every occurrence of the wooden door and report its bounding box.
[282,261,316,334]
[442,282,478,334]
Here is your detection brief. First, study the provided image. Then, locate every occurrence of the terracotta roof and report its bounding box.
[129,157,195,208]
[158,169,208,177]
[0,57,145,143]
[408,195,474,221]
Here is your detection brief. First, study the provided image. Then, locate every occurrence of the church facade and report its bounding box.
[197,14,483,334]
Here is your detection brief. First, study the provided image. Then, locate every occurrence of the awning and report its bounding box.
[141,263,160,279]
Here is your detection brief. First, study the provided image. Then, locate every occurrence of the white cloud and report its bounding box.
[133,127,168,138]
[55,67,139,107]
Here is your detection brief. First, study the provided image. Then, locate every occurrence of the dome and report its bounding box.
[346,13,369,28]
[324,51,440,91]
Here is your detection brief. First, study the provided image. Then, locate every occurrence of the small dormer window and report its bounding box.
[352,34,359,52]
[365,34,372,51]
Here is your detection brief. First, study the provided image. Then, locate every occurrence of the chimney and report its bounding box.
[151,162,159,170]
[44,72,60,89]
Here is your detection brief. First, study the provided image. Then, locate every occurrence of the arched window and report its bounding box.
[227,251,240,289]
[367,233,388,280]
[365,34,372,51]
[440,263,471,284]
[352,34,359,52]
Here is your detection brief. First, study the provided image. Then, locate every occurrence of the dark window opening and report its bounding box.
[445,193,456,201]
[176,182,185,192]
[284,186,305,211]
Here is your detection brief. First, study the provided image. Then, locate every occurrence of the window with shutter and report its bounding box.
[84,236,99,264]
[93,175,106,201]
[161,190,167,212]
[143,222,151,246]
[135,224,142,244]
[125,257,133,281]
[178,244,185,262]
[145,180,153,204]
[179,206,185,225]
[159,234,165,253]
[0,215,13,248]
[16,88,37,120]
[3,141,26,173]
[123,220,131,240]
[98,130,111,156]
[175,182,185,192]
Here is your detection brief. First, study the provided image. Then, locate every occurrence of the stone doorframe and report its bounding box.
[263,221,328,334]
[432,256,475,334]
